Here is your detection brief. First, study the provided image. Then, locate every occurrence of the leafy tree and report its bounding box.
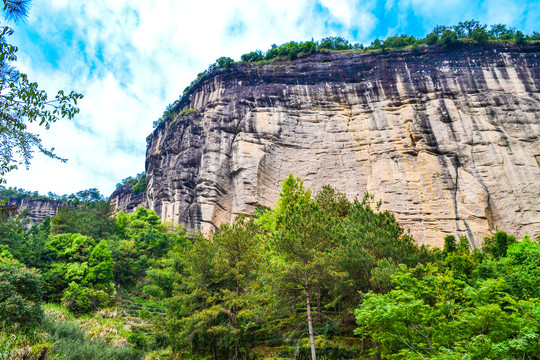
[213,56,234,69]
[495,235,540,299]
[86,240,113,289]
[165,216,262,359]
[333,193,423,312]
[454,20,484,39]
[266,176,343,360]
[314,184,351,218]
[0,255,43,327]
[62,281,111,314]
[425,32,439,45]
[482,231,516,258]
[443,234,457,254]
[109,238,147,287]
[489,23,515,40]
[240,50,264,62]
[355,254,540,359]
[471,27,489,43]
[515,30,526,44]
[318,36,352,50]
[46,233,95,263]
[0,0,83,181]
[116,172,146,194]
[440,29,458,47]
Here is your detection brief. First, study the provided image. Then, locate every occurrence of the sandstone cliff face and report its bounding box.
[109,185,147,215]
[4,198,64,224]
[142,43,540,247]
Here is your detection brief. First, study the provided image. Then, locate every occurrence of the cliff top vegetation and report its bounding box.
[152,20,540,129]
[0,185,106,204]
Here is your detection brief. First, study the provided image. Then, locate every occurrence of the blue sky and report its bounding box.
[4,0,539,196]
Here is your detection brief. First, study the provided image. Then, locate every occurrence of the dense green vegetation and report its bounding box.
[0,186,105,203]
[116,172,147,195]
[1,175,538,359]
[152,20,540,129]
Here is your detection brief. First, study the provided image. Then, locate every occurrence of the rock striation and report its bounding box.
[121,43,540,247]
[109,185,147,215]
[3,198,64,224]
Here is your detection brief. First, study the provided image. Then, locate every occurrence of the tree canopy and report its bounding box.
[0,0,83,182]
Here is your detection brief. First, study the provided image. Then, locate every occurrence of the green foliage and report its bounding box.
[86,240,113,288]
[440,29,458,47]
[0,256,43,327]
[62,281,112,314]
[471,27,489,43]
[314,184,351,218]
[42,188,114,240]
[383,34,417,49]
[318,36,352,50]
[443,234,457,254]
[454,19,485,39]
[110,207,184,288]
[116,172,146,195]
[42,313,143,359]
[214,56,234,68]
[355,237,540,359]
[0,14,83,181]
[165,215,262,359]
[46,233,95,262]
[241,50,264,62]
[425,32,439,45]
[515,30,526,44]
[482,230,516,258]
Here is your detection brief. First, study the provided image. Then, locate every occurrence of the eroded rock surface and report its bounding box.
[139,44,540,247]
[3,198,64,224]
[109,186,147,215]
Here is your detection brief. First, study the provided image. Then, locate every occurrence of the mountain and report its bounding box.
[111,43,540,247]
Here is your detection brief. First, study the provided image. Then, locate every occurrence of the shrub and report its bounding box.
[425,32,438,45]
[472,27,490,43]
[515,30,525,44]
[241,50,264,62]
[440,29,458,47]
[42,315,143,360]
[0,257,43,327]
[62,282,112,314]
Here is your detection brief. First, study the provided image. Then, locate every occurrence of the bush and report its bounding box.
[425,32,439,45]
[241,50,264,62]
[215,56,234,68]
[62,282,112,314]
[0,257,43,327]
[440,29,458,47]
[472,27,489,43]
[42,315,143,360]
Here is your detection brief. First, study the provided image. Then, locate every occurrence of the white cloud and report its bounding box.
[3,0,539,196]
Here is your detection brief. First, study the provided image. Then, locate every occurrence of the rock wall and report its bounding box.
[141,43,540,247]
[3,198,64,224]
[109,185,147,215]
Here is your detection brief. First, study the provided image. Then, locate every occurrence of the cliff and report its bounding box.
[119,43,540,247]
[109,185,147,215]
[3,198,64,224]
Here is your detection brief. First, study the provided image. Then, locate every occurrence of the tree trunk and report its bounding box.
[305,270,317,360]
[317,290,322,323]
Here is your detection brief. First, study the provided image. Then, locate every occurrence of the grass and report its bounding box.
[41,308,144,360]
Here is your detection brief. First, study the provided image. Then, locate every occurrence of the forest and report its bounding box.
[1,175,539,360]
